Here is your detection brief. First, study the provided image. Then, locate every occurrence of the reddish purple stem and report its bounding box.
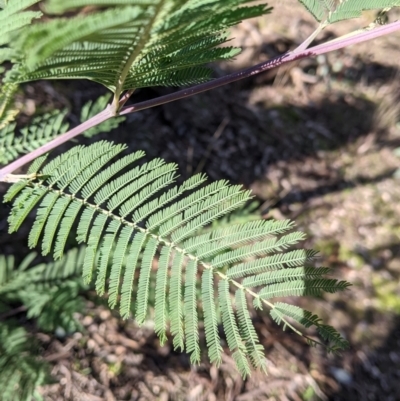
[1,19,399,181]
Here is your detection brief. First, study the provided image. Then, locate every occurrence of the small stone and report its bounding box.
[388,258,400,273]
[106,354,118,364]
[157,344,170,357]
[115,346,125,356]
[24,99,36,116]
[82,315,93,326]
[73,332,82,340]
[159,392,168,401]
[330,367,353,385]
[87,324,98,334]
[54,327,66,339]
[127,367,140,377]
[99,310,111,320]
[390,352,400,363]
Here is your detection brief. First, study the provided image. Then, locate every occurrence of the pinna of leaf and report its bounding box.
[5,141,351,377]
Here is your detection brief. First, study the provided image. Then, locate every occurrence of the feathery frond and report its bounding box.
[327,0,400,24]
[184,258,201,364]
[0,248,86,332]
[298,0,400,23]
[0,248,84,400]
[6,0,272,99]
[0,91,126,165]
[219,279,251,377]
[235,289,266,372]
[258,278,350,299]
[0,0,42,47]
[0,323,48,401]
[0,0,42,139]
[0,109,69,165]
[5,142,351,375]
[154,245,172,344]
[270,302,349,352]
[202,268,223,365]
[169,251,185,350]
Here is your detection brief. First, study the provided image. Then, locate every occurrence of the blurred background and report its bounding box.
[1,1,400,400]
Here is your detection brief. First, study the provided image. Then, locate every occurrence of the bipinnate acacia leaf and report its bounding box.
[4,141,351,376]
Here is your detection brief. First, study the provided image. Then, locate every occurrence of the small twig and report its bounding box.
[0,305,27,320]
[293,23,327,54]
[0,107,112,179]
[194,117,229,174]
[117,20,400,115]
[0,20,399,181]
[273,23,326,87]
[118,89,136,110]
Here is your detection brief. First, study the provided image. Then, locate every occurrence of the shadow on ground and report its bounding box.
[329,316,400,401]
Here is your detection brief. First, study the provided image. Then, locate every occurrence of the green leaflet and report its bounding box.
[169,252,185,350]
[235,289,266,371]
[211,232,306,269]
[258,278,350,299]
[96,219,122,295]
[154,245,172,344]
[202,268,223,365]
[4,141,351,376]
[184,258,201,363]
[242,266,331,288]
[108,225,134,308]
[227,249,318,279]
[219,279,250,377]
[136,236,158,324]
[120,231,146,318]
